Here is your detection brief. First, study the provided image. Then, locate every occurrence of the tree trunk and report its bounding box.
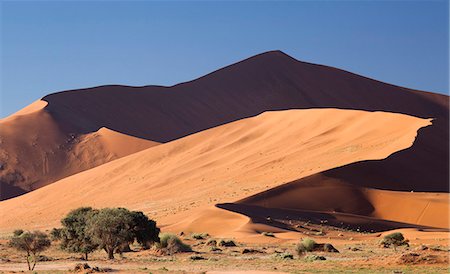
[31,256,37,270]
[85,252,88,261]
[26,252,31,271]
[107,248,114,259]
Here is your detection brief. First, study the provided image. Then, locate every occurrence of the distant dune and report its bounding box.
[0,102,157,200]
[1,51,448,200]
[0,108,442,233]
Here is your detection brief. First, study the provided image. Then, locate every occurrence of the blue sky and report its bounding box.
[1,0,448,117]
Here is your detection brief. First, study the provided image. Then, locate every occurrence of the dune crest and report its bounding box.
[0,109,433,233]
[5,100,48,118]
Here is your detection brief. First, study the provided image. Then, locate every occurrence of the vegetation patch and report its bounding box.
[304,254,326,261]
[273,252,294,260]
[380,232,409,251]
[156,233,192,255]
[261,232,275,237]
[191,233,209,240]
[217,239,237,247]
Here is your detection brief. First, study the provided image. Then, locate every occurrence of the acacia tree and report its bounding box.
[9,230,51,270]
[86,208,135,259]
[380,232,409,251]
[130,210,160,249]
[51,207,98,260]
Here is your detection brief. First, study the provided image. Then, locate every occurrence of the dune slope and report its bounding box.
[0,103,157,200]
[0,109,435,233]
[1,51,448,199]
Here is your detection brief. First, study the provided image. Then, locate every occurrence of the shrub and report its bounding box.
[217,239,236,247]
[273,252,294,260]
[210,246,222,252]
[13,229,24,236]
[305,254,326,261]
[296,237,316,255]
[189,255,206,260]
[380,232,409,251]
[9,230,51,270]
[261,232,275,237]
[156,233,191,254]
[191,233,209,240]
[323,243,339,253]
[205,239,217,246]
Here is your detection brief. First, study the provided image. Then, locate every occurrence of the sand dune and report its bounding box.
[0,109,434,233]
[2,51,448,199]
[237,178,449,229]
[0,104,157,200]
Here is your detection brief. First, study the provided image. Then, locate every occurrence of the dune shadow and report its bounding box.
[216,203,446,233]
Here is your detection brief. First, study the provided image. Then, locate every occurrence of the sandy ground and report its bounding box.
[0,229,448,273]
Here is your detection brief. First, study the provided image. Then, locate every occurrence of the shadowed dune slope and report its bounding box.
[0,109,434,233]
[0,103,158,200]
[1,51,448,198]
[237,177,449,229]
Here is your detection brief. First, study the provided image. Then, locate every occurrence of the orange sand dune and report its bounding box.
[2,51,448,199]
[237,179,449,228]
[0,109,433,233]
[166,200,449,243]
[0,104,157,200]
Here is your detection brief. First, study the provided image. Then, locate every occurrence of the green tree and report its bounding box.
[130,211,160,249]
[52,207,98,260]
[9,230,51,270]
[380,232,409,251]
[86,208,135,259]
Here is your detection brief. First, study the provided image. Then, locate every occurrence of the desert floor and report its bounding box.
[1,227,449,274]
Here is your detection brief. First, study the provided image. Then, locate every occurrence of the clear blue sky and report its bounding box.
[1,0,448,118]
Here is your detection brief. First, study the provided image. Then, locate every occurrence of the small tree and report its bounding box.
[9,230,51,270]
[380,232,409,251]
[86,208,135,259]
[52,207,99,260]
[130,211,160,249]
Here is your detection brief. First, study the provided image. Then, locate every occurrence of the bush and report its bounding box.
[156,233,191,254]
[189,255,206,260]
[323,243,339,253]
[13,229,24,237]
[217,239,236,247]
[261,232,275,237]
[205,239,217,246]
[9,230,51,270]
[191,233,209,240]
[296,238,316,254]
[273,252,294,260]
[380,232,409,251]
[210,246,222,252]
[305,254,326,261]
